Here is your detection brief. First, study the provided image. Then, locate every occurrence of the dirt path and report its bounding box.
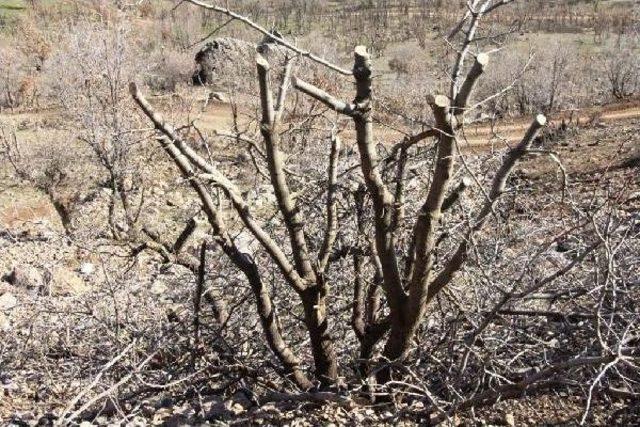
[192,98,640,146]
[2,99,639,148]
[462,102,640,144]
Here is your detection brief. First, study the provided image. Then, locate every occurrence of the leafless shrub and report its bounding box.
[0,47,28,111]
[0,126,85,235]
[120,4,638,422]
[46,22,148,240]
[477,41,579,117]
[603,36,640,100]
[15,16,52,69]
[145,48,194,93]
[1,1,639,424]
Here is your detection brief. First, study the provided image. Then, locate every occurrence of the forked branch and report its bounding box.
[129,82,307,293]
[130,82,312,389]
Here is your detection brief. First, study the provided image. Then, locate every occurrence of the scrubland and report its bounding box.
[0,1,639,425]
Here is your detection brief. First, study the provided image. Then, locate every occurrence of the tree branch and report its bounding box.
[130,82,307,293]
[453,52,490,120]
[257,55,316,282]
[291,76,355,115]
[318,133,341,272]
[427,114,547,301]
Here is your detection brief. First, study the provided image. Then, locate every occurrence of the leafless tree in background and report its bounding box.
[49,23,148,240]
[604,36,640,100]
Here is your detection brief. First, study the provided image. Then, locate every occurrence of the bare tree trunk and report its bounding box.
[256,54,338,387]
[381,95,454,371]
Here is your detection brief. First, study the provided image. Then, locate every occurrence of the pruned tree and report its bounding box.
[126,0,636,415]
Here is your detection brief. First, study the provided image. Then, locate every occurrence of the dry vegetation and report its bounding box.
[0,0,639,425]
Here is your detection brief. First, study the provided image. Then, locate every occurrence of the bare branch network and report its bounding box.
[2,0,633,423]
[130,0,636,402]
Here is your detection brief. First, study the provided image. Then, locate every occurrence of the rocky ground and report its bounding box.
[1,109,639,425]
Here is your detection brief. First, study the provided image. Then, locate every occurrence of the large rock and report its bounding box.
[2,265,43,294]
[192,37,287,86]
[193,38,253,86]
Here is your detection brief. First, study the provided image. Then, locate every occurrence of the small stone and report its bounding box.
[505,413,515,426]
[230,402,245,415]
[0,313,10,331]
[51,267,89,296]
[0,293,17,311]
[79,263,95,276]
[150,282,168,296]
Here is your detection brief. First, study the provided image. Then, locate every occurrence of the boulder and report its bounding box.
[192,38,254,86]
[192,37,288,86]
[2,265,43,294]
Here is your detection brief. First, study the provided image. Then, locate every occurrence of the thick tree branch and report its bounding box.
[131,83,312,389]
[275,57,294,122]
[350,46,407,321]
[453,52,489,120]
[450,1,490,101]
[130,82,307,293]
[427,114,547,301]
[406,95,455,315]
[291,76,355,115]
[377,95,457,366]
[318,134,341,272]
[257,55,316,281]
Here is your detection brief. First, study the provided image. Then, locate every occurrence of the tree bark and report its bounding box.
[256,56,338,387]
[130,83,313,390]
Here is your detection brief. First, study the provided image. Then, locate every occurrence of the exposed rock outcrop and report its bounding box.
[192,36,288,86]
